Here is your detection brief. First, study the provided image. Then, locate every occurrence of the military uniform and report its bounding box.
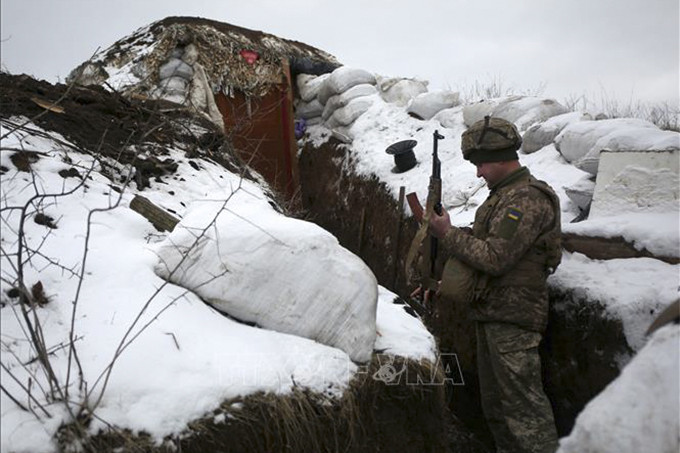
[439,117,561,453]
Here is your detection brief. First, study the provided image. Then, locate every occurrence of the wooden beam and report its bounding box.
[562,232,679,264]
[130,195,180,232]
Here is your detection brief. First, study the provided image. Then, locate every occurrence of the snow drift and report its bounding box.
[557,324,679,453]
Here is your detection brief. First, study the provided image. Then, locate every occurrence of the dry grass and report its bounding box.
[57,354,452,453]
[564,91,679,131]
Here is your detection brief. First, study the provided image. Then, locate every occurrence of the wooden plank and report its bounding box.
[392,186,406,288]
[130,195,180,232]
[562,232,679,264]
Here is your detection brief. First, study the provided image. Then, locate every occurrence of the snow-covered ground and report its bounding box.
[0,115,435,452]
[2,51,679,453]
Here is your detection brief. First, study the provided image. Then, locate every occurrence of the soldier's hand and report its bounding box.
[410,285,433,304]
[429,209,451,239]
[409,285,423,300]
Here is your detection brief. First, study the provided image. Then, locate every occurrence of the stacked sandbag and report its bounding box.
[295,67,379,140]
[463,98,501,127]
[406,90,461,120]
[522,112,592,154]
[554,118,679,175]
[317,66,376,105]
[376,76,428,107]
[151,44,224,131]
[463,95,569,131]
[152,47,195,104]
[295,73,329,125]
[323,83,378,125]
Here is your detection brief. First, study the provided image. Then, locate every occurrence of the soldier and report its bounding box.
[429,116,562,453]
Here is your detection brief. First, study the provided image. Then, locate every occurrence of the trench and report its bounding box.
[297,137,635,450]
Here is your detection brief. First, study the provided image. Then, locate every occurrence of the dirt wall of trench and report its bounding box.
[298,138,420,298]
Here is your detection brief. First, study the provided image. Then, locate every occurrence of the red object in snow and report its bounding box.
[240,50,259,65]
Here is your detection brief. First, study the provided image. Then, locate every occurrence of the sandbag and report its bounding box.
[153,194,379,363]
[322,83,377,120]
[181,43,199,65]
[159,58,194,80]
[555,118,658,168]
[463,98,503,126]
[492,97,569,131]
[295,98,324,120]
[576,127,680,175]
[297,73,329,102]
[521,112,591,154]
[463,96,568,131]
[378,77,428,107]
[326,95,375,128]
[160,76,188,95]
[318,66,376,105]
[407,90,461,120]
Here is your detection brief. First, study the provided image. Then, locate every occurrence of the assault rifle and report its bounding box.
[405,130,444,316]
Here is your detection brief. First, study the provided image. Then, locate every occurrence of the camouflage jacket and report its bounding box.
[440,166,561,332]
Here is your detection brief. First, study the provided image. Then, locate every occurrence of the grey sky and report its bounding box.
[1,0,678,108]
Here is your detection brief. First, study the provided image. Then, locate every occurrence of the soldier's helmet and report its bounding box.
[461,116,522,164]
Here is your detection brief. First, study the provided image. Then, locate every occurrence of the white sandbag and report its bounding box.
[151,86,186,104]
[331,126,353,144]
[378,77,429,107]
[463,98,502,126]
[577,127,680,175]
[305,117,323,126]
[181,43,199,65]
[318,67,376,105]
[295,98,324,119]
[326,95,375,128]
[522,112,592,154]
[433,106,465,129]
[297,73,329,102]
[322,84,377,120]
[554,118,661,173]
[463,96,568,130]
[160,76,188,93]
[159,58,194,80]
[492,97,569,131]
[407,90,461,120]
[153,193,379,363]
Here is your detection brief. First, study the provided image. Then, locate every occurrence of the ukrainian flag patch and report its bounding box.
[498,207,523,239]
[507,208,522,221]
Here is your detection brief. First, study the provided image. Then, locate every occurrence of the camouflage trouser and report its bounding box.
[476,322,558,453]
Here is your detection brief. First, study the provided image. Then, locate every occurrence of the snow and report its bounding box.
[557,324,680,453]
[374,286,437,362]
[548,252,679,351]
